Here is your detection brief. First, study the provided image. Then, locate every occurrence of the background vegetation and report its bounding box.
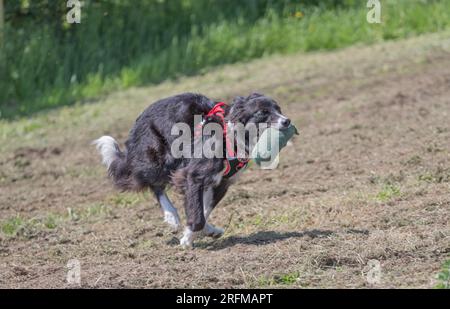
[1,0,450,119]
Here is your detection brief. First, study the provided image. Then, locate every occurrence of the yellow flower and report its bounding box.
[295,11,304,18]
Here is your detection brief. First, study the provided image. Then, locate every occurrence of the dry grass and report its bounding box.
[0,32,450,288]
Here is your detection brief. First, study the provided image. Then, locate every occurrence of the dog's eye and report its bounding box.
[258,110,269,116]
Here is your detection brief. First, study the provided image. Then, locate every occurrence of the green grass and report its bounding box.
[257,271,301,287]
[0,193,145,237]
[274,272,301,285]
[418,167,450,184]
[0,214,60,238]
[67,203,113,222]
[435,260,450,289]
[376,184,401,202]
[1,216,25,236]
[1,0,450,118]
[109,193,142,208]
[43,215,59,230]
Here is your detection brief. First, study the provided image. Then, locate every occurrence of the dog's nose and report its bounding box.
[281,118,291,128]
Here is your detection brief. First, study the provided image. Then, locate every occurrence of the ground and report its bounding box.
[0,32,449,288]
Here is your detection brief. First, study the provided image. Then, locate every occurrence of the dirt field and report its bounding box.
[0,32,449,288]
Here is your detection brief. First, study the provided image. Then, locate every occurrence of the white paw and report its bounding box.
[180,235,193,249]
[180,228,194,249]
[203,224,224,238]
[164,211,180,231]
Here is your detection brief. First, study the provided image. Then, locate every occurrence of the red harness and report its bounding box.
[196,102,249,178]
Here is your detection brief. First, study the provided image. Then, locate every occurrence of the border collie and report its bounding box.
[94,92,291,248]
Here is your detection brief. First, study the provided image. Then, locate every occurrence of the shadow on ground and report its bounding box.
[198,229,335,250]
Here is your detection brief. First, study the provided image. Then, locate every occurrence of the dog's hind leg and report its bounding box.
[153,189,181,232]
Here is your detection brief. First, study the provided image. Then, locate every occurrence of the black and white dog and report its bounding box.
[94,92,290,248]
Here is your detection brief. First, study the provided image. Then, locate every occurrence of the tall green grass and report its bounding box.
[1,0,450,119]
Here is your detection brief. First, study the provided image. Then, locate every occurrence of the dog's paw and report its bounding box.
[179,235,193,249]
[203,224,224,239]
[179,228,194,249]
[164,211,180,232]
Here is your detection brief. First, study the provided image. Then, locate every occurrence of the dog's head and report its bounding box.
[229,93,291,131]
[226,93,291,155]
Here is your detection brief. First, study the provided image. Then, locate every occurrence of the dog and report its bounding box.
[94,92,291,248]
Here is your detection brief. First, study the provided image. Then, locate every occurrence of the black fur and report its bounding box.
[105,92,289,233]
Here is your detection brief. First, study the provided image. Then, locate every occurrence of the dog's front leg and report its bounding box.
[180,157,225,248]
[180,178,205,248]
[202,181,229,238]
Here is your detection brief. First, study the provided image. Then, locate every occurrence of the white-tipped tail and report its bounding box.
[92,136,120,169]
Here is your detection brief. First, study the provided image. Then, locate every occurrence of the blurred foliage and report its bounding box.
[0,0,449,118]
[435,260,450,289]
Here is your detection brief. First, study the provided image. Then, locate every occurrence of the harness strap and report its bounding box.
[197,102,249,178]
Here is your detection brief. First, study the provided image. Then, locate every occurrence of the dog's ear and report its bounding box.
[229,96,250,123]
[247,92,264,100]
[231,93,263,107]
[232,96,246,106]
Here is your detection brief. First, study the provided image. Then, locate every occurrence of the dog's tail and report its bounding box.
[92,136,133,190]
[92,136,122,169]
